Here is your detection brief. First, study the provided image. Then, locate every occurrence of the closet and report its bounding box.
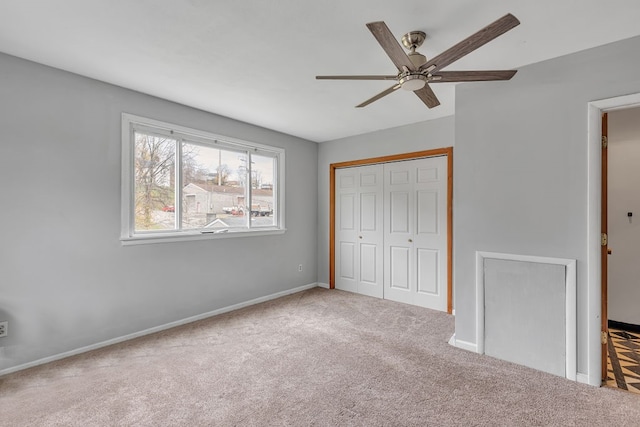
[335,155,448,312]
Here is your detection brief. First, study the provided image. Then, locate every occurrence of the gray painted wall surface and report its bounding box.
[0,52,318,371]
[484,259,566,377]
[454,35,640,374]
[317,117,455,286]
[608,107,640,325]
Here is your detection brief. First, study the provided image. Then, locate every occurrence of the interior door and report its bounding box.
[335,165,383,298]
[601,112,609,382]
[384,156,448,311]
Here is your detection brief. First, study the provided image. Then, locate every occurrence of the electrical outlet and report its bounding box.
[298,264,303,272]
[0,321,7,338]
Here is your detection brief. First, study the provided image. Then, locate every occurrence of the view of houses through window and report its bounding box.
[132,126,277,234]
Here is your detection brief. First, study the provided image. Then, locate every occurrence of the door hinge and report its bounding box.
[601,233,608,246]
[602,330,608,345]
[602,135,608,148]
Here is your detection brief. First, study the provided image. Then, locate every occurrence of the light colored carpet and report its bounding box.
[1,288,639,426]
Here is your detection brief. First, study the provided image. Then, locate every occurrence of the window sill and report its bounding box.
[121,228,286,246]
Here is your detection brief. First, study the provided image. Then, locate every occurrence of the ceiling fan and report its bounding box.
[316,13,520,108]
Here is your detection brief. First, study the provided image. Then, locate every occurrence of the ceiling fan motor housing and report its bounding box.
[408,51,427,68]
[403,31,428,69]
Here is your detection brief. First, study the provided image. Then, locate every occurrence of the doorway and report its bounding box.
[587,92,640,387]
[602,107,640,393]
[329,148,453,314]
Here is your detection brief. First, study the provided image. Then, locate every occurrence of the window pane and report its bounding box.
[250,154,276,227]
[182,142,248,230]
[134,132,176,231]
[123,114,284,241]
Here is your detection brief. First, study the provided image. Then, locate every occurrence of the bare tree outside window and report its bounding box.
[134,133,176,230]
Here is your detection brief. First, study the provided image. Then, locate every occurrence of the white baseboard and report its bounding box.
[448,334,456,346]
[576,372,601,387]
[448,334,478,353]
[0,282,321,377]
[316,282,330,289]
[449,336,591,385]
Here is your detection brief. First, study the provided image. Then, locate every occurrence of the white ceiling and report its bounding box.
[1,1,640,142]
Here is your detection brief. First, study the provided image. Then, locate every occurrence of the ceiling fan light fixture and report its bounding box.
[399,74,427,91]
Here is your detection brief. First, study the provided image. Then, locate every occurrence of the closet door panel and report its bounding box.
[335,169,358,293]
[412,156,448,311]
[384,156,448,311]
[335,165,383,298]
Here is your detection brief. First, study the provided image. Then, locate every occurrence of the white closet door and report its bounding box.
[335,165,384,298]
[384,156,448,311]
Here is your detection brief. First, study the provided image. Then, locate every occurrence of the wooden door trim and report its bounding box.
[329,147,454,314]
[601,112,608,382]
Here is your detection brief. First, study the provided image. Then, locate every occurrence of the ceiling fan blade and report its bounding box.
[356,84,401,108]
[366,21,416,72]
[414,84,440,108]
[421,13,520,73]
[316,75,398,81]
[430,70,517,82]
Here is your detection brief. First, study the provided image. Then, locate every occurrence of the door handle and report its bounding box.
[608,249,612,255]
[359,236,363,239]
[408,239,413,243]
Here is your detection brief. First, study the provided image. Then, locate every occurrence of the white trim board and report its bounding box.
[475,251,577,381]
[576,373,591,385]
[448,334,478,353]
[587,92,640,387]
[0,283,321,378]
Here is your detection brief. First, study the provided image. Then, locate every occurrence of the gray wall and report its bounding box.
[0,52,318,372]
[608,107,640,325]
[454,35,640,374]
[317,117,456,286]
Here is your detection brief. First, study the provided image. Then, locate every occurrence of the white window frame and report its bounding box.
[121,113,285,245]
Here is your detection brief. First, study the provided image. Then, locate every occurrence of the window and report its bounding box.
[121,114,285,244]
